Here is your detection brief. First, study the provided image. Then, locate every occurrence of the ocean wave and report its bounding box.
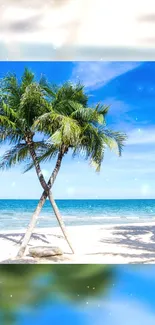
[1,214,155,229]
[89,216,121,220]
[34,215,148,221]
[2,212,15,216]
[124,216,140,219]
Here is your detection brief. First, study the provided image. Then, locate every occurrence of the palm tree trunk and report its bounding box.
[17,191,47,258]
[17,144,74,257]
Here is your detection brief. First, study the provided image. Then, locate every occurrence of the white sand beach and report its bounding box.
[1,222,155,264]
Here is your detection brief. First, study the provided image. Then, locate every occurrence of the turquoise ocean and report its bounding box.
[0,199,155,230]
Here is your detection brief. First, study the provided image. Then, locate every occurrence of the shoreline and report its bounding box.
[1,219,155,233]
[1,222,155,264]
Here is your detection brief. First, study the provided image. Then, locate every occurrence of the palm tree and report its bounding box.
[0,70,76,253]
[0,72,127,257]
[16,82,127,257]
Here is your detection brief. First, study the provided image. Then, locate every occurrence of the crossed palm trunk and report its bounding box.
[17,142,74,258]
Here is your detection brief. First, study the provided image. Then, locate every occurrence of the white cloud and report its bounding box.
[71,62,141,90]
[77,0,155,48]
[122,151,155,163]
[1,0,155,60]
[0,0,81,47]
[1,0,155,49]
[128,128,155,145]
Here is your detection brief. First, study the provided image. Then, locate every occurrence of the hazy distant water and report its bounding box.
[0,199,155,230]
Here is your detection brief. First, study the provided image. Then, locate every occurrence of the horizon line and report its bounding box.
[0,198,155,201]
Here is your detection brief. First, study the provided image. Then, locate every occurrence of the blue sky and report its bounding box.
[0,61,155,199]
[17,266,155,325]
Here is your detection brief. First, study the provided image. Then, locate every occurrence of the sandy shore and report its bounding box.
[0,222,155,264]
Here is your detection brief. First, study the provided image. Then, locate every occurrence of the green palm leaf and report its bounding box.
[101,128,127,156]
[0,144,31,170]
[21,68,35,92]
[0,115,16,130]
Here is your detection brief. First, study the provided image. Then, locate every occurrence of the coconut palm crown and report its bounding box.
[34,81,127,171]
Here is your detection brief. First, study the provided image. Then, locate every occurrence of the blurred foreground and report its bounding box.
[0,265,154,324]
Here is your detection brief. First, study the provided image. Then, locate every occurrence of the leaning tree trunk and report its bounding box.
[17,148,69,257]
[17,140,74,257]
[17,191,47,258]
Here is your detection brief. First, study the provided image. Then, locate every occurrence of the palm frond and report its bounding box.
[19,83,50,126]
[0,144,31,170]
[0,115,16,129]
[21,68,35,92]
[53,82,88,109]
[39,75,56,98]
[47,116,81,147]
[0,71,127,176]
[1,73,21,109]
[71,106,106,125]
[1,102,17,121]
[49,129,62,146]
[100,128,127,156]
[23,144,59,173]
[95,103,110,115]
[0,129,23,144]
[38,144,59,162]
